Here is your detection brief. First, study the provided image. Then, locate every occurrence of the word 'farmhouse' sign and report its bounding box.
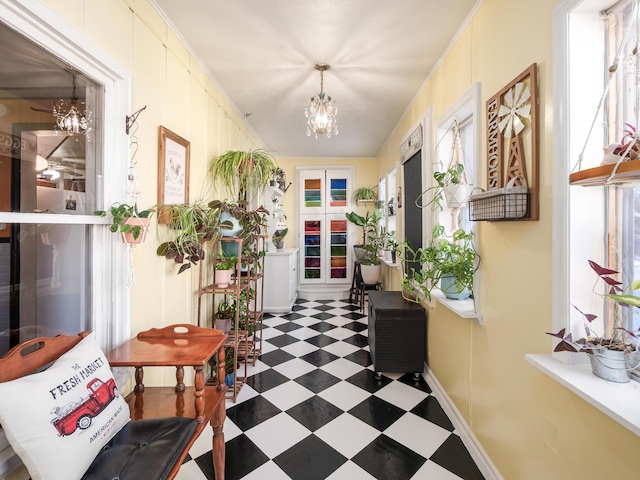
[485,63,539,221]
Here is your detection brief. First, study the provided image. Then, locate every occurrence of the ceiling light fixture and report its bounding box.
[305,63,338,138]
[53,73,89,136]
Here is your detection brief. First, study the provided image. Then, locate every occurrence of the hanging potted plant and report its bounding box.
[546,260,640,383]
[156,201,222,274]
[400,225,479,302]
[93,202,155,244]
[210,149,278,203]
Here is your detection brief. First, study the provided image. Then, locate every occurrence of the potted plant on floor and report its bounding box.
[93,202,155,244]
[546,260,640,383]
[400,225,479,302]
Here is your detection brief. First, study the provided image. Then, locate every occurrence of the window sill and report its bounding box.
[525,354,640,437]
[380,258,400,268]
[431,289,483,325]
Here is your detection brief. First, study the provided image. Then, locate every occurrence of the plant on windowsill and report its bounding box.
[93,202,155,244]
[400,225,479,302]
[546,260,640,383]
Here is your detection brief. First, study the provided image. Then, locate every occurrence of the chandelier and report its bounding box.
[305,63,338,138]
[52,73,89,136]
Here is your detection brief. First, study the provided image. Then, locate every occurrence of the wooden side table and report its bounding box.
[106,324,227,480]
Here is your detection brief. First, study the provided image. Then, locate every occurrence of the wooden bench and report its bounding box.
[0,325,227,480]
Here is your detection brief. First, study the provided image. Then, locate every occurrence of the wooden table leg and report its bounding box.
[193,365,205,423]
[211,395,226,480]
[134,366,144,392]
[175,365,185,392]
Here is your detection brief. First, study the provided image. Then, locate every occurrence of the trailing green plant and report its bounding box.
[156,202,222,274]
[400,225,478,302]
[210,149,278,202]
[416,163,466,211]
[353,186,377,203]
[215,299,234,319]
[215,252,238,270]
[93,202,155,241]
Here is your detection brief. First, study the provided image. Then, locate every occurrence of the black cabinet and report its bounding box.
[368,291,426,377]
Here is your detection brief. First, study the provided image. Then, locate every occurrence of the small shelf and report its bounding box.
[569,160,640,187]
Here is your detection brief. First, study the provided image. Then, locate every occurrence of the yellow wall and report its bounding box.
[378,0,640,478]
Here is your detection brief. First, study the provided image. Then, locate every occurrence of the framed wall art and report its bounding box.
[484,63,539,221]
[157,126,190,223]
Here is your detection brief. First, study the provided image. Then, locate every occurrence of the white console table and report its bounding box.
[264,248,298,313]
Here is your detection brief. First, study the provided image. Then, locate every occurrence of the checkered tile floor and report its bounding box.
[176,299,485,480]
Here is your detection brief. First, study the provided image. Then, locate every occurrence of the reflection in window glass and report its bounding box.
[0,223,89,357]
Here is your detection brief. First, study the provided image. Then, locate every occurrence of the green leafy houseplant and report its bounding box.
[272,228,288,249]
[156,202,222,274]
[400,225,478,302]
[416,163,468,211]
[93,203,155,241]
[210,149,278,202]
[353,186,377,203]
[215,252,238,270]
[546,260,640,382]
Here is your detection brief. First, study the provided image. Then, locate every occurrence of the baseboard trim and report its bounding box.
[424,365,503,480]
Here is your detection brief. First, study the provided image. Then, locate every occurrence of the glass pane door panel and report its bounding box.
[303,219,323,282]
[304,179,322,207]
[329,219,347,279]
[329,178,347,207]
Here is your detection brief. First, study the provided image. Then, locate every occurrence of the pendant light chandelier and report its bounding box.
[52,73,89,136]
[305,63,338,138]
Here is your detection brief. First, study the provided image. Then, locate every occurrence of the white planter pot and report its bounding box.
[360,264,381,285]
[444,184,469,208]
[215,269,232,288]
[384,250,392,262]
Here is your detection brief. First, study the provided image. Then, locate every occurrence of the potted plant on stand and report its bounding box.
[546,260,640,383]
[210,149,278,203]
[346,209,382,261]
[400,225,479,302]
[214,298,234,334]
[214,251,238,288]
[360,227,385,284]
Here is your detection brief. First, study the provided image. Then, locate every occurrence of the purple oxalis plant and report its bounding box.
[546,260,640,353]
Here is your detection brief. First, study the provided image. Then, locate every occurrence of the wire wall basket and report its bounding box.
[468,175,529,221]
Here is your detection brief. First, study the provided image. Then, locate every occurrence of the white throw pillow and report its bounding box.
[0,332,130,480]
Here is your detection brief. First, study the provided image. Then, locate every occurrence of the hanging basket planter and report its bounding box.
[443,183,469,209]
[121,217,150,244]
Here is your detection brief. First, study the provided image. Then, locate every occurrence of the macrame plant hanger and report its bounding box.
[447,119,468,231]
[124,106,147,287]
[572,0,640,184]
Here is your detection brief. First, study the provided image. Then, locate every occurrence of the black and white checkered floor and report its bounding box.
[176,299,485,480]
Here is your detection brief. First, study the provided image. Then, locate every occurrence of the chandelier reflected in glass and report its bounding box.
[305,63,338,138]
[52,73,89,136]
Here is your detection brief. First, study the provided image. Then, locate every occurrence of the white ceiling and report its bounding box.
[152,0,478,159]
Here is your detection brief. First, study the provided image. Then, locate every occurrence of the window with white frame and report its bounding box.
[0,1,130,475]
[557,0,640,362]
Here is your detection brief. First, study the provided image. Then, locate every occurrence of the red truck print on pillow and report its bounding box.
[50,378,119,436]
